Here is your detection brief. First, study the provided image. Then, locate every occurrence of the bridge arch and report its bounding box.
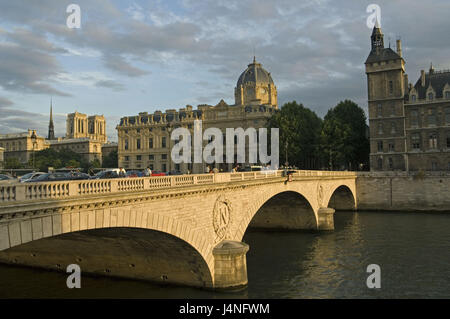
[0,207,214,288]
[234,189,317,241]
[325,184,357,211]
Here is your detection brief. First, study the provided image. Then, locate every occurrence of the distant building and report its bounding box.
[365,21,450,171]
[101,142,118,164]
[0,130,48,164]
[117,58,278,173]
[0,147,4,169]
[0,104,109,166]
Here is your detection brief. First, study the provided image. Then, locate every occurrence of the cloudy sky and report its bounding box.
[0,0,449,141]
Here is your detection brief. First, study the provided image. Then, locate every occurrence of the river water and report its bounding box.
[0,211,449,298]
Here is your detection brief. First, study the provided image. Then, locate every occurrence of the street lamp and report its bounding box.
[30,130,37,170]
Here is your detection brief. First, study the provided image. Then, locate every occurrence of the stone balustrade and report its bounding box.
[0,170,357,204]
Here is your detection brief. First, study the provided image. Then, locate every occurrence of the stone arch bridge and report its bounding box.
[0,170,356,289]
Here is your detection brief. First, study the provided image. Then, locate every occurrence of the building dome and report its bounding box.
[236,57,274,87]
[234,57,277,108]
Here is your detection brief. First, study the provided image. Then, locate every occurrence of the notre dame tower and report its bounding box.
[365,21,408,171]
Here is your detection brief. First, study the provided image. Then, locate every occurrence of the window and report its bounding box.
[377,104,382,117]
[149,138,153,149]
[149,164,154,170]
[388,142,395,152]
[428,92,434,100]
[429,133,438,149]
[389,81,394,94]
[161,154,167,160]
[446,108,450,124]
[136,138,141,150]
[124,139,128,150]
[391,105,395,116]
[125,156,130,161]
[136,155,141,161]
[377,141,383,152]
[447,133,450,148]
[162,163,167,172]
[388,157,393,169]
[411,110,419,126]
[136,129,140,133]
[162,137,166,148]
[391,123,396,134]
[412,133,421,150]
[431,161,438,171]
[446,91,450,99]
[378,123,383,134]
[411,95,417,102]
[428,109,436,126]
[377,158,383,169]
[149,154,154,160]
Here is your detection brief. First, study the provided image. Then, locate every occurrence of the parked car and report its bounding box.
[90,170,120,179]
[26,172,71,182]
[166,170,182,175]
[151,171,166,176]
[67,171,90,180]
[19,172,47,183]
[0,174,15,181]
[126,170,144,178]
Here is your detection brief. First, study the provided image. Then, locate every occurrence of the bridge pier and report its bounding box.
[212,240,249,290]
[317,207,336,231]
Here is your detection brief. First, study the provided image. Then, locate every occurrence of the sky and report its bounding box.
[0,0,449,142]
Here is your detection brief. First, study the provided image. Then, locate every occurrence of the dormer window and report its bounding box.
[446,91,450,99]
[428,92,434,100]
[411,95,416,102]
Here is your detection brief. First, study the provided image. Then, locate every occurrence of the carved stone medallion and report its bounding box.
[213,195,232,242]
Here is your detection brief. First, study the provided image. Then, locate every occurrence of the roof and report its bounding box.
[365,47,402,64]
[412,69,450,99]
[236,58,274,87]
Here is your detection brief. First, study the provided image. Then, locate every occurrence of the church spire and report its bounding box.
[48,98,55,140]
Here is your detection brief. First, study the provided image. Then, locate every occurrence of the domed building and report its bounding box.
[117,57,279,173]
[234,57,278,108]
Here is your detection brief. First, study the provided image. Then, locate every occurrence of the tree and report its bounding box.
[30,148,86,172]
[4,157,23,169]
[267,101,323,169]
[321,100,369,170]
[102,150,118,168]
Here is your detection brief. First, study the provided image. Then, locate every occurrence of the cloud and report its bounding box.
[103,54,149,77]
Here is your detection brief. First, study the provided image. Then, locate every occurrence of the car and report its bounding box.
[126,170,144,178]
[151,171,166,176]
[19,172,47,183]
[25,172,71,182]
[90,170,120,179]
[166,170,182,175]
[67,171,90,180]
[0,174,15,181]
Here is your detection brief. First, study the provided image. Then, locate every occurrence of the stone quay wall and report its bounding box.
[356,171,450,212]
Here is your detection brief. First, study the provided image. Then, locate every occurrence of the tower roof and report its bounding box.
[236,58,274,87]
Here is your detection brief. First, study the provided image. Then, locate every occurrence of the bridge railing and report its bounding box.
[0,170,357,204]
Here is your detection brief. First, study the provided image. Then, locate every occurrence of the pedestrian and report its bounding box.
[205,165,210,174]
[144,166,152,177]
[118,167,126,178]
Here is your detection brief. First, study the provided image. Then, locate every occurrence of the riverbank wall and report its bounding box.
[356,172,450,212]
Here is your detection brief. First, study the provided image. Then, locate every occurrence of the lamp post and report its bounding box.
[30,130,37,170]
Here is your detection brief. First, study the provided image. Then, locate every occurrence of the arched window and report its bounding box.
[428,92,434,100]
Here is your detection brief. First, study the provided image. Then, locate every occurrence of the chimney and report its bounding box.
[421,70,426,87]
[396,39,402,57]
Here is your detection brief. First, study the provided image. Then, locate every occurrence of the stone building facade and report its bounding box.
[0,109,108,166]
[117,58,278,173]
[366,22,450,171]
[66,112,107,144]
[0,130,49,164]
